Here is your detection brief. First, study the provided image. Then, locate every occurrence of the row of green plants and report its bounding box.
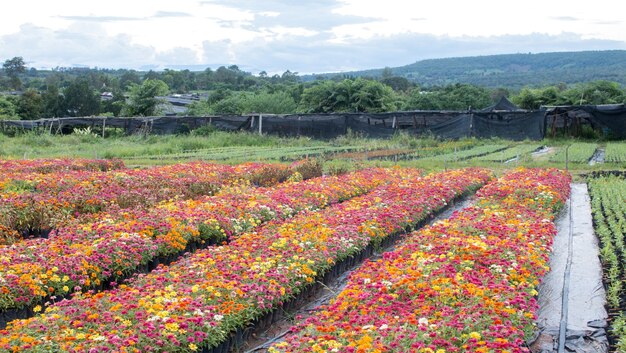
[474,144,543,162]
[549,142,598,163]
[604,143,626,164]
[588,176,626,351]
[420,144,508,162]
[125,145,366,163]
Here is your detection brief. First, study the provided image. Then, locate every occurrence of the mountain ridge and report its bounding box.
[303,50,626,89]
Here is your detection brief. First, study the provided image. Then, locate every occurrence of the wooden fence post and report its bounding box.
[258,114,263,135]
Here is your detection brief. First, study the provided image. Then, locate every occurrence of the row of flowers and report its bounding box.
[0,167,492,352]
[0,167,396,313]
[0,161,304,244]
[0,158,125,176]
[269,167,571,353]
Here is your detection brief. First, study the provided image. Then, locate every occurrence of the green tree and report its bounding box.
[16,89,43,120]
[2,57,26,90]
[0,96,18,120]
[299,79,397,113]
[242,91,297,114]
[381,76,412,91]
[121,79,169,116]
[119,70,141,91]
[299,80,342,113]
[42,83,65,118]
[562,80,625,105]
[63,78,100,117]
[349,78,398,112]
[511,88,540,109]
[511,86,566,109]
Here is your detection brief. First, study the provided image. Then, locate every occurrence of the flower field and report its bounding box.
[269,168,571,353]
[0,160,301,244]
[0,167,492,352]
[0,167,394,316]
[588,175,626,350]
[0,159,125,175]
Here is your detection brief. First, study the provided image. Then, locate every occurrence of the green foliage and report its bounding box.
[63,78,101,117]
[243,91,297,114]
[405,83,492,110]
[41,84,65,118]
[188,90,297,115]
[209,95,245,115]
[16,89,43,120]
[511,86,566,109]
[121,79,169,116]
[119,70,141,90]
[605,143,626,163]
[380,76,413,91]
[2,56,26,90]
[588,176,626,343]
[299,78,398,113]
[549,143,598,163]
[562,80,626,105]
[0,95,18,120]
[511,80,626,109]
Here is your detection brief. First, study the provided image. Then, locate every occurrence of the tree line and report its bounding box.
[1,56,625,121]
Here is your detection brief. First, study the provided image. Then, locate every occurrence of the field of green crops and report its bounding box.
[588,175,626,351]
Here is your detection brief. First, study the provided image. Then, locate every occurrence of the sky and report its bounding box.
[0,0,625,74]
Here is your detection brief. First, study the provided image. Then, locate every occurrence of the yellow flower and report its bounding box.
[469,332,482,340]
[189,343,198,351]
[33,305,42,313]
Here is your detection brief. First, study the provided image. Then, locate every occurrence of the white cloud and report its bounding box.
[0,0,624,72]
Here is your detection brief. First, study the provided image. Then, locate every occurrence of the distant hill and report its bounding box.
[305,50,626,89]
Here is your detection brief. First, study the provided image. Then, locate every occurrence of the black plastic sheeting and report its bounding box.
[473,111,546,140]
[533,184,608,353]
[546,104,626,139]
[580,104,626,139]
[480,96,526,112]
[1,110,550,140]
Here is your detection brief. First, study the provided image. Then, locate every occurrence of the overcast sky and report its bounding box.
[1,0,625,74]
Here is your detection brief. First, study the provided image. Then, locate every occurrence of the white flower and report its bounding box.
[418,317,429,326]
[214,314,224,321]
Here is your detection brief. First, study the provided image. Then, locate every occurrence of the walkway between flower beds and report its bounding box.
[534,183,608,353]
[238,197,476,353]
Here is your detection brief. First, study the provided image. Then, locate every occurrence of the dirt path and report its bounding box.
[532,183,608,353]
[236,197,475,353]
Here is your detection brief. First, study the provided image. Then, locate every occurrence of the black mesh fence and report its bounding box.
[472,111,546,140]
[3,106,624,140]
[580,104,626,139]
